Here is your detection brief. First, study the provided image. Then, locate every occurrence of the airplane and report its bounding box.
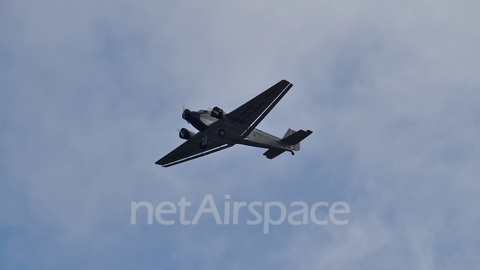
[155,79,313,167]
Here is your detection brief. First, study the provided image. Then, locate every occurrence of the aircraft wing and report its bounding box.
[155,127,233,167]
[226,80,293,138]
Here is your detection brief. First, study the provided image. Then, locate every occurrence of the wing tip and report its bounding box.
[280,79,292,86]
[155,160,165,166]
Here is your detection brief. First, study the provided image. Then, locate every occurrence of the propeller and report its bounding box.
[182,105,191,124]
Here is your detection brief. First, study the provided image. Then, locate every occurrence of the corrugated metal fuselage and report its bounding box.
[185,110,294,152]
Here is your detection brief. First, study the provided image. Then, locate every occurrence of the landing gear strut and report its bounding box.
[199,136,208,149]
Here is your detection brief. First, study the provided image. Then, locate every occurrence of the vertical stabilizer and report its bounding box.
[282,128,296,139]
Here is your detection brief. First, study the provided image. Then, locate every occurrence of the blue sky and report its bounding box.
[1,0,480,269]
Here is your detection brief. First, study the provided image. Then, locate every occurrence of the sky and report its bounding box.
[1,0,480,269]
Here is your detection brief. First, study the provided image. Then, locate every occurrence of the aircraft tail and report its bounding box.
[263,148,285,159]
[281,128,313,151]
[262,128,313,159]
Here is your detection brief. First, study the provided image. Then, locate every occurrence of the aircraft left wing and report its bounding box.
[226,80,293,138]
[155,128,232,167]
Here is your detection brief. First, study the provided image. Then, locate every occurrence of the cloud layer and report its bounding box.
[1,0,480,269]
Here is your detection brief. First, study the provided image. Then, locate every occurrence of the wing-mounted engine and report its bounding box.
[210,107,224,119]
[179,128,196,140]
[182,109,192,123]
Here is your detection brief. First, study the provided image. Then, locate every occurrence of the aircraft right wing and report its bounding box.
[226,80,293,138]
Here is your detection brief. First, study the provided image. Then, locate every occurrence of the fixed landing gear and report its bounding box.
[290,150,295,156]
[199,136,208,149]
[198,129,225,149]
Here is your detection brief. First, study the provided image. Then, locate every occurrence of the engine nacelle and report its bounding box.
[179,128,196,140]
[182,109,191,122]
[210,106,224,119]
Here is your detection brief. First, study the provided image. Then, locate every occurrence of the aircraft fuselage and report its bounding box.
[182,108,294,151]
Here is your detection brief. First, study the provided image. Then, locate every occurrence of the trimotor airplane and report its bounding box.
[155,79,312,167]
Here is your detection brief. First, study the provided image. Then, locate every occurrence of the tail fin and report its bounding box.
[263,129,313,159]
[282,128,296,139]
[281,129,313,151]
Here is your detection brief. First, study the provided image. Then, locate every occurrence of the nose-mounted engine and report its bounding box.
[179,128,196,140]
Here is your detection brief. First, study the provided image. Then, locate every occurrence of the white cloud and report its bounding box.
[1,0,480,269]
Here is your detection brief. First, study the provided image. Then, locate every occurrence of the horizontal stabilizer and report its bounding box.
[281,129,313,147]
[263,148,285,159]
